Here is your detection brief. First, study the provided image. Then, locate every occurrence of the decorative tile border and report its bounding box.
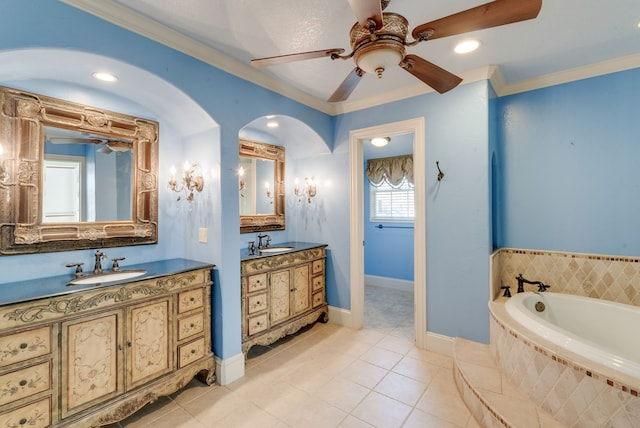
[491,248,640,307]
[490,305,640,426]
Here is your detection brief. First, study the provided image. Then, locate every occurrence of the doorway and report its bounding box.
[349,118,426,348]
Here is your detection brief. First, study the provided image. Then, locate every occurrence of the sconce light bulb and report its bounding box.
[238,166,244,177]
[265,181,270,189]
[0,143,3,156]
[183,161,190,171]
[170,165,176,176]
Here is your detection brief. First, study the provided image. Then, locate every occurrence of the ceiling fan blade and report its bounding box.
[401,55,462,94]
[347,0,383,30]
[251,48,345,68]
[411,0,542,41]
[328,68,365,102]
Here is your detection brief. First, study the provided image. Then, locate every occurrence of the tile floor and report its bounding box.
[110,286,480,428]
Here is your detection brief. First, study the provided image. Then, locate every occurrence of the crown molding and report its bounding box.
[59,0,336,115]
[491,53,640,97]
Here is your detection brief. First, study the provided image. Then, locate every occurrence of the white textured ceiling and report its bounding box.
[63,0,640,113]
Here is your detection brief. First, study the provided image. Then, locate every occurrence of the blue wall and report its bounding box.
[496,68,640,256]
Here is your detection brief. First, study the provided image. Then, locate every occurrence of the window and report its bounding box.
[370,177,414,222]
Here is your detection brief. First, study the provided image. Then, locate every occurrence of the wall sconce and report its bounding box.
[294,177,317,204]
[168,161,204,202]
[238,166,246,197]
[265,181,273,202]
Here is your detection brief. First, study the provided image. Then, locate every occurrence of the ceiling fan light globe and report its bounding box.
[356,48,403,76]
[371,137,390,147]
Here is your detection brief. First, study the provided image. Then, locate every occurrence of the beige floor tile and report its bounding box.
[209,400,281,428]
[341,359,388,389]
[428,369,461,397]
[403,408,465,428]
[338,415,375,427]
[406,347,453,369]
[169,378,216,405]
[352,391,413,428]
[121,406,206,428]
[359,346,403,370]
[374,372,427,406]
[392,355,441,384]
[415,388,471,427]
[282,395,348,428]
[180,385,248,423]
[317,377,370,413]
[455,339,495,368]
[374,335,414,355]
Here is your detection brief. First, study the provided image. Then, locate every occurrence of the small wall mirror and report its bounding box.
[0,86,159,255]
[239,138,284,233]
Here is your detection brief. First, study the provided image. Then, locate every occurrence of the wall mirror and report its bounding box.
[0,86,159,255]
[239,138,284,233]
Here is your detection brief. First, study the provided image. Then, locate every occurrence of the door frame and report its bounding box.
[349,117,426,348]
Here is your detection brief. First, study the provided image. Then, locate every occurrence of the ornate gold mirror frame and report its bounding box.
[239,138,285,234]
[0,86,158,255]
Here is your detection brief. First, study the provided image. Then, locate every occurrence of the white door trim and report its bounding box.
[349,117,426,348]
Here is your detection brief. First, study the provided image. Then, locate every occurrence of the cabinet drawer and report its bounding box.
[247,273,267,292]
[178,312,204,341]
[0,327,52,368]
[178,337,205,368]
[312,259,324,274]
[247,293,267,315]
[178,288,204,314]
[0,397,51,428]
[312,292,324,308]
[0,361,51,407]
[312,275,324,292]
[247,313,268,336]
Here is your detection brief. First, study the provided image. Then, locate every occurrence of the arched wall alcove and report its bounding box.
[238,115,331,245]
[0,48,221,281]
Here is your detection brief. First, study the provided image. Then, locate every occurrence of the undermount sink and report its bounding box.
[259,246,294,253]
[68,269,147,286]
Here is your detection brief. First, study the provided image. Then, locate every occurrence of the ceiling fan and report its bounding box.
[251,0,542,102]
[47,135,133,154]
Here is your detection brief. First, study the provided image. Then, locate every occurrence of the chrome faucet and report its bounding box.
[94,250,107,274]
[516,274,550,293]
[257,234,271,250]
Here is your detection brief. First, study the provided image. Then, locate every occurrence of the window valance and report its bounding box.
[366,154,413,187]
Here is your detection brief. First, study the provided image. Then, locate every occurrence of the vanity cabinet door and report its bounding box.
[61,310,124,418]
[126,298,173,389]
[270,269,291,325]
[292,265,311,315]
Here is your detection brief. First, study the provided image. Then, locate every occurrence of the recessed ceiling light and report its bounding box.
[266,121,279,128]
[265,115,276,119]
[92,71,118,82]
[371,137,390,147]
[454,40,480,54]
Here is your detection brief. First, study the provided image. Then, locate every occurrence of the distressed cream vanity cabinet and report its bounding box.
[0,259,215,427]
[241,243,328,354]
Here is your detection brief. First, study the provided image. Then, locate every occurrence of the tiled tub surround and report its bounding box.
[490,248,640,306]
[489,300,640,427]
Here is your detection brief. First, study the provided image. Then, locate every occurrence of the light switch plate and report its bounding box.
[198,227,208,243]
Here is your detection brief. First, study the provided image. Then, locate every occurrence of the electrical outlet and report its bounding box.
[198,227,208,243]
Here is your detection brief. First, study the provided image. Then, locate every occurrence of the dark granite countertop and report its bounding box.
[240,241,327,261]
[0,258,214,307]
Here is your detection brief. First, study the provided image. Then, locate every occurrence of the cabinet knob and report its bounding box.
[190,323,196,328]
[191,349,197,354]
[190,297,195,302]
[19,418,27,425]
[19,343,28,350]
[19,379,27,387]
[127,342,132,348]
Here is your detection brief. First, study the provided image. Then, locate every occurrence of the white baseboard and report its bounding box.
[328,305,355,329]
[365,274,413,292]
[425,331,454,357]
[215,352,245,385]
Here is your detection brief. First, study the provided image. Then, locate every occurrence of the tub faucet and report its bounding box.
[93,250,107,274]
[516,274,548,293]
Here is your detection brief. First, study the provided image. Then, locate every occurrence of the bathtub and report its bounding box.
[505,292,640,379]
[490,292,640,427]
